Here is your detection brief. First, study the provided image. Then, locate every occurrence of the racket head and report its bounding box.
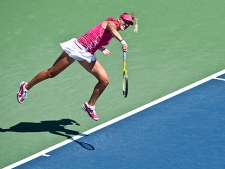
[123,73,128,97]
[122,51,128,98]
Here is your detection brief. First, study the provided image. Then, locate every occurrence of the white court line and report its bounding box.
[4,69,225,169]
[214,77,225,81]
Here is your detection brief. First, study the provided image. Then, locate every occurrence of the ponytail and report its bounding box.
[131,13,138,32]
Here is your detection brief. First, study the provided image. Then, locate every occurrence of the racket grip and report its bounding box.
[123,51,126,60]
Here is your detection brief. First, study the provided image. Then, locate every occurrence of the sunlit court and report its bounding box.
[1,1,225,168]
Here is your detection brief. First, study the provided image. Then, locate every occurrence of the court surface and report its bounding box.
[4,70,225,169]
[1,0,225,168]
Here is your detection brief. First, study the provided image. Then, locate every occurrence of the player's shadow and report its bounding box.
[73,138,95,151]
[0,118,95,150]
[0,118,80,139]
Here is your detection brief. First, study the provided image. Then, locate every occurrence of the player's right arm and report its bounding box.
[103,21,128,52]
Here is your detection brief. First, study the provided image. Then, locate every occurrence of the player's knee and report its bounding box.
[46,70,58,78]
[101,78,110,86]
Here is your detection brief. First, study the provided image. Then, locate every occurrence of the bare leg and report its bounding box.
[25,51,75,90]
[79,60,110,106]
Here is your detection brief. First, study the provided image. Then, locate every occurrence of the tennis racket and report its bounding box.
[122,51,128,98]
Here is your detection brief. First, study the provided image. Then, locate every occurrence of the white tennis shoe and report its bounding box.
[81,102,99,121]
[17,81,28,104]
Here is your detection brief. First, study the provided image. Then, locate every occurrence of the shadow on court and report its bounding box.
[73,138,95,151]
[0,118,80,139]
[0,118,95,151]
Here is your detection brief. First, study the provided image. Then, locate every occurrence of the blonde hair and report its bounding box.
[120,12,138,32]
[130,13,138,32]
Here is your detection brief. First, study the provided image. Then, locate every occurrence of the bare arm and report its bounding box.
[103,21,128,51]
[105,21,123,41]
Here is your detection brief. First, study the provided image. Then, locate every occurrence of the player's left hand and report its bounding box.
[102,48,111,56]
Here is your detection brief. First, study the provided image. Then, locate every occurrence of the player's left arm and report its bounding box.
[98,47,111,56]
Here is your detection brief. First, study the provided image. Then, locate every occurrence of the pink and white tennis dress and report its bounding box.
[60,17,119,63]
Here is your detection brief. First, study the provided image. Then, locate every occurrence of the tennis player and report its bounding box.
[17,13,138,121]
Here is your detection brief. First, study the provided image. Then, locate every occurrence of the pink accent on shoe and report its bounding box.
[82,103,99,121]
[17,81,28,104]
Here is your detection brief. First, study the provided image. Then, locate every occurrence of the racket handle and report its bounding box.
[123,51,126,61]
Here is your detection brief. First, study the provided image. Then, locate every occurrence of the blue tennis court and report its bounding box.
[4,70,225,169]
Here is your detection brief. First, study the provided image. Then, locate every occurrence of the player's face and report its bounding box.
[119,18,131,31]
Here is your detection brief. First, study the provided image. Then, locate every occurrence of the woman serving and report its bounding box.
[17,13,138,121]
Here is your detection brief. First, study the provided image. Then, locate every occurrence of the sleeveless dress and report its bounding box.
[60,18,119,63]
